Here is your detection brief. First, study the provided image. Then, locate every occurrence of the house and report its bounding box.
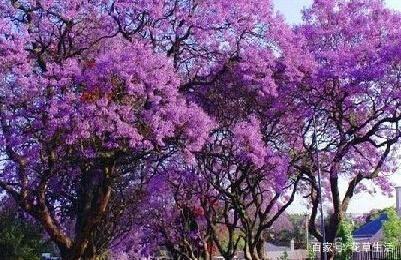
[352,186,401,243]
[352,213,388,242]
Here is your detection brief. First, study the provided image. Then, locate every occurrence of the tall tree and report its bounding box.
[190,10,312,258]
[297,0,401,257]
[0,1,213,258]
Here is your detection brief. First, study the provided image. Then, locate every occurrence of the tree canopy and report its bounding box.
[0,0,401,259]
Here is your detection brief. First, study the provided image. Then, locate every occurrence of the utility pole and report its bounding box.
[313,113,327,260]
[305,213,309,252]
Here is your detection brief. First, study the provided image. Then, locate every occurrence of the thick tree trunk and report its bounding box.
[58,239,97,260]
[58,166,112,260]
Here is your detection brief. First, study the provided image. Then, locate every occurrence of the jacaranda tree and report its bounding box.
[0,0,213,258]
[297,0,401,257]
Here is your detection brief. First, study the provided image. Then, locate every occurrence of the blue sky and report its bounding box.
[273,0,401,214]
[274,0,401,24]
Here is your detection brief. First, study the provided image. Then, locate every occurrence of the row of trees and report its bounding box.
[1,0,401,259]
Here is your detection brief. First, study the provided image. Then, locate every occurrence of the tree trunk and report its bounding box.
[82,239,96,260]
[256,239,265,260]
[244,242,262,260]
[58,240,96,260]
[59,166,112,260]
[202,241,212,260]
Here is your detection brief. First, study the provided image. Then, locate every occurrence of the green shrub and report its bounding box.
[0,211,53,259]
[335,219,354,260]
[383,207,401,247]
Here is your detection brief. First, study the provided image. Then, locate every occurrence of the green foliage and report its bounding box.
[307,246,316,259]
[0,211,53,260]
[335,219,354,260]
[219,229,245,251]
[382,207,401,246]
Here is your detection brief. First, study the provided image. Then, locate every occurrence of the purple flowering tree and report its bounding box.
[187,4,313,258]
[296,0,401,255]
[0,1,213,258]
